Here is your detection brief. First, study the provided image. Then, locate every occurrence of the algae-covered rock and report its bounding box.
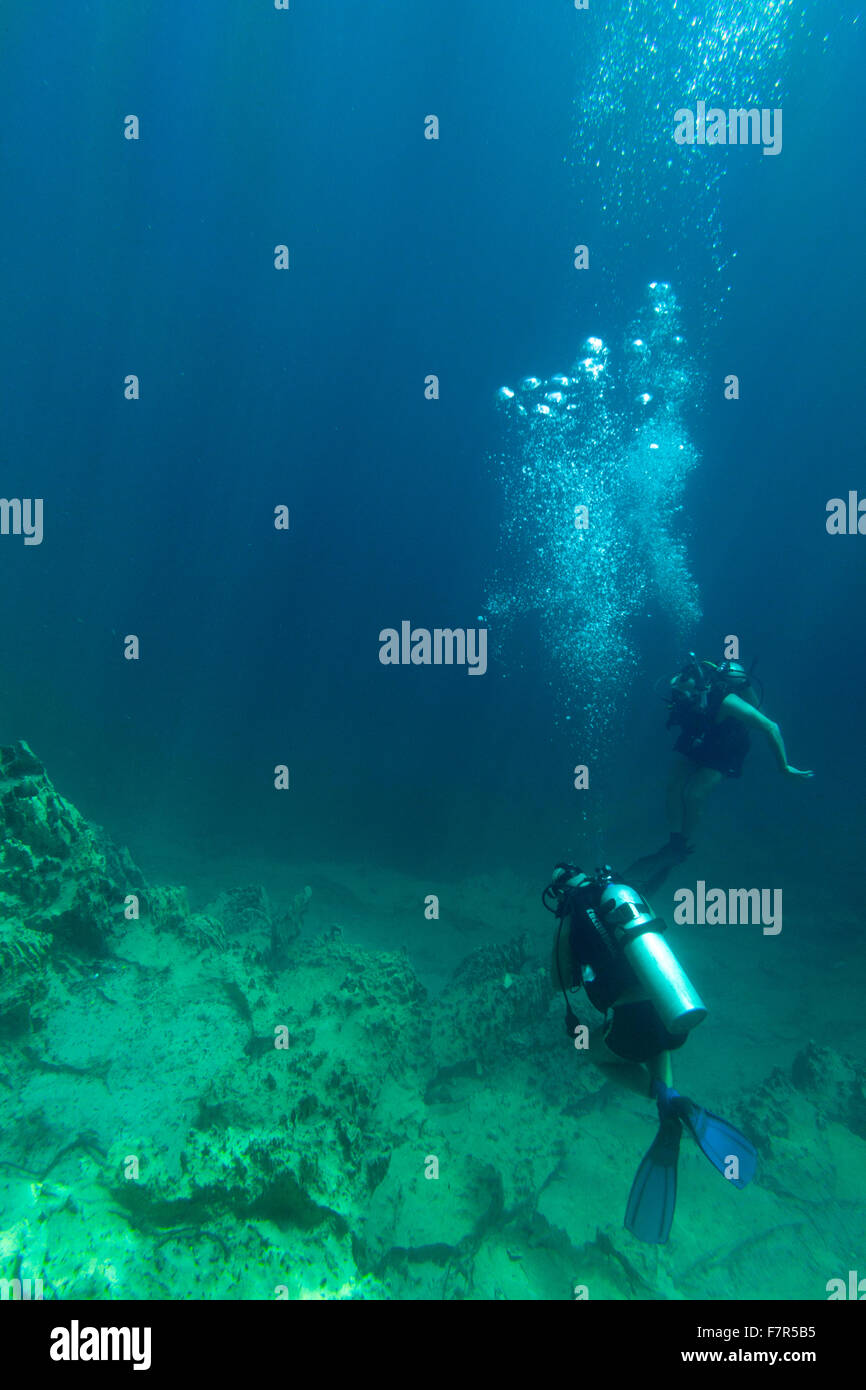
[430,935,550,1070]
[790,1040,866,1140]
[269,885,313,966]
[206,885,272,936]
[0,740,146,955]
[144,884,190,934]
[743,1042,866,1152]
[0,921,49,1037]
[107,1128,343,1230]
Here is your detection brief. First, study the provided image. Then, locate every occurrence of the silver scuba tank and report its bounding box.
[597,882,707,1034]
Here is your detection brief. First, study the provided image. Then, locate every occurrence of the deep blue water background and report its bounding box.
[1,1,863,889]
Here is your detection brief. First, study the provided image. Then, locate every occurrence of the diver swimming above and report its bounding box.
[545,862,757,1244]
[626,651,814,896]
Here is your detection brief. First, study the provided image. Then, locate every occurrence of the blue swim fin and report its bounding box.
[624,1114,682,1244]
[654,1084,757,1188]
[680,1103,757,1187]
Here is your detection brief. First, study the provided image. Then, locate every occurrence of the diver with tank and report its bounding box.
[545,861,757,1244]
[625,646,814,896]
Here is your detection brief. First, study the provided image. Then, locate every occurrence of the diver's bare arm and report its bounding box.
[722,694,814,777]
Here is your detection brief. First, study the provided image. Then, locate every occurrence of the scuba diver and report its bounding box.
[627,653,814,895]
[546,862,756,1243]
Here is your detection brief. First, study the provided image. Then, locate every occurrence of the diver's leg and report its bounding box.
[625,756,692,884]
[591,1033,673,1099]
[680,766,723,839]
[665,755,694,836]
[647,1050,673,1091]
[625,758,696,893]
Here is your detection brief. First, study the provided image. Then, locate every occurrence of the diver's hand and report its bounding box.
[784,765,814,779]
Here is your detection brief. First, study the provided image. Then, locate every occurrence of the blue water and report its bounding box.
[0,0,864,1302]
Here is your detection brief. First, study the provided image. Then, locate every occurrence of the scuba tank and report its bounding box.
[595,877,707,1034]
[545,865,707,1036]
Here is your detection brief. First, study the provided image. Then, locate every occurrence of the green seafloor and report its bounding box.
[0,739,863,1302]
